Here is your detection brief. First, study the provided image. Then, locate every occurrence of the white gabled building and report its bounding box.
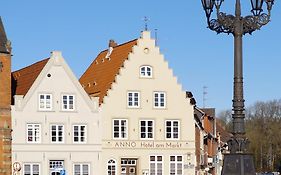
[11,51,101,175]
[80,31,196,175]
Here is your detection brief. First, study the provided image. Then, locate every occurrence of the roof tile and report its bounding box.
[79,39,137,104]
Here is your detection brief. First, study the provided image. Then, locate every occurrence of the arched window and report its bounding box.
[140,65,152,78]
[107,159,116,175]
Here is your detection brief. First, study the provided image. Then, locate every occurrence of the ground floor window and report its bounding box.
[149,155,163,175]
[170,155,183,175]
[23,163,40,175]
[107,159,116,175]
[74,163,89,175]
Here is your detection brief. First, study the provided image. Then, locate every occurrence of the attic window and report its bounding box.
[102,59,105,63]
[93,82,97,86]
[47,74,51,77]
[140,65,152,78]
[88,83,91,87]
[96,60,99,64]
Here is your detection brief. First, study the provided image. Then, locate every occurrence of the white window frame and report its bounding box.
[169,155,183,175]
[49,160,64,172]
[50,124,64,143]
[149,155,163,175]
[38,93,52,111]
[153,91,166,109]
[73,163,90,175]
[62,94,75,111]
[165,120,180,140]
[112,119,128,139]
[140,65,153,78]
[23,163,40,175]
[139,120,154,140]
[73,125,87,143]
[127,91,140,108]
[107,159,117,175]
[26,124,41,143]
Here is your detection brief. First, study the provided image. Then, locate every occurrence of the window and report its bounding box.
[107,159,116,175]
[154,92,166,108]
[51,124,64,143]
[73,125,87,143]
[39,94,52,110]
[140,66,152,78]
[113,119,128,139]
[140,120,154,139]
[24,163,40,175]
[150,156,163,175]
[166,120,180,140]
[62,94,75,111]
[49,160,64,173]
[127,92,140,108]
[74,163,89,175]
[27,124,41,143]
[170,156,183,175]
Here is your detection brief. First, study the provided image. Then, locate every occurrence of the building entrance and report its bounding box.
[121,158,137,175]
[49,160,64,175]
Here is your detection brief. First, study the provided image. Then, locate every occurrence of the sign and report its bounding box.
[13,162,21,172]
[60,169,66,175]
[104,140,191,149]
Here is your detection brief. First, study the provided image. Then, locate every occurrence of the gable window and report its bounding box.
[166,120,180,140]
[23,163,40,175]
[113,119,128,139]
[149,155,163,175]
[27,124,41,143]
[140,120,154,139]
[154,92,166,108]
[74,163,90,175]
[62,94,75,111]
[140,66,152,78]
[107,159,116,175]
[39,94,52,111]
[127,92,140,108]
[50,124,64,143]
[170,155,183,175]
[73,125,87,143]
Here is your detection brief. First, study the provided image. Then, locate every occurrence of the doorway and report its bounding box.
[121,158,137,175]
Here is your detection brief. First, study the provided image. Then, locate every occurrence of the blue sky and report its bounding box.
[2,1,281,113]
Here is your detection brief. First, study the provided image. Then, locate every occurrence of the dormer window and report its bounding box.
[140,66,152,78]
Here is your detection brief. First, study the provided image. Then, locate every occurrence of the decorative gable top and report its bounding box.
[79,39,138,104]
[0,17,9,54]
[12,58,49,96]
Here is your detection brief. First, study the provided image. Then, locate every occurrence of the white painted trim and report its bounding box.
[165,120,180,140]
[153,91,166,109]
[139,119,154,140]
[127,91,140,108]
[112,119,128,140]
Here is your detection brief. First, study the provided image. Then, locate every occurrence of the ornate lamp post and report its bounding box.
[201,0,274,174]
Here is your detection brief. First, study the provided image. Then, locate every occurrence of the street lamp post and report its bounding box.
[201,0,274,174]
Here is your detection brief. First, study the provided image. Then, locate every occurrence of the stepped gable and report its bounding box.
[80,39,138,104]
[12,58,49,96]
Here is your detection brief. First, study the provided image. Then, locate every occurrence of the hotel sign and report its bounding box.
[103,140,191,149]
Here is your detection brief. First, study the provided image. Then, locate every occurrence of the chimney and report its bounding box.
[109,39,117,47]
[105,40,117,59]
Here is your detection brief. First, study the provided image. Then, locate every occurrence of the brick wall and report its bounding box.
[0,52,12,175]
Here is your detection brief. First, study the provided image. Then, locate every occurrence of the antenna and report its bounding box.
[154,29,158,46]
[142,16,150,31]
[203,86,208,108]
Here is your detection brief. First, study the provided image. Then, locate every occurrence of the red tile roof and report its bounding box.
[12,58,49,96]
[79,39,138,104]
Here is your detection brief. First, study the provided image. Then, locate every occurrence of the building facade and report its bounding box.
[11,51,101,175]
[80,31,196,175]
[0,17,12,175]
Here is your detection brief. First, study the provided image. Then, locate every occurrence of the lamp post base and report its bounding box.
[221,153,255,175]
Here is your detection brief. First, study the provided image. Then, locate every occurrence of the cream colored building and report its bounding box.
[80,31,196,175]
[11,51,101,175]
